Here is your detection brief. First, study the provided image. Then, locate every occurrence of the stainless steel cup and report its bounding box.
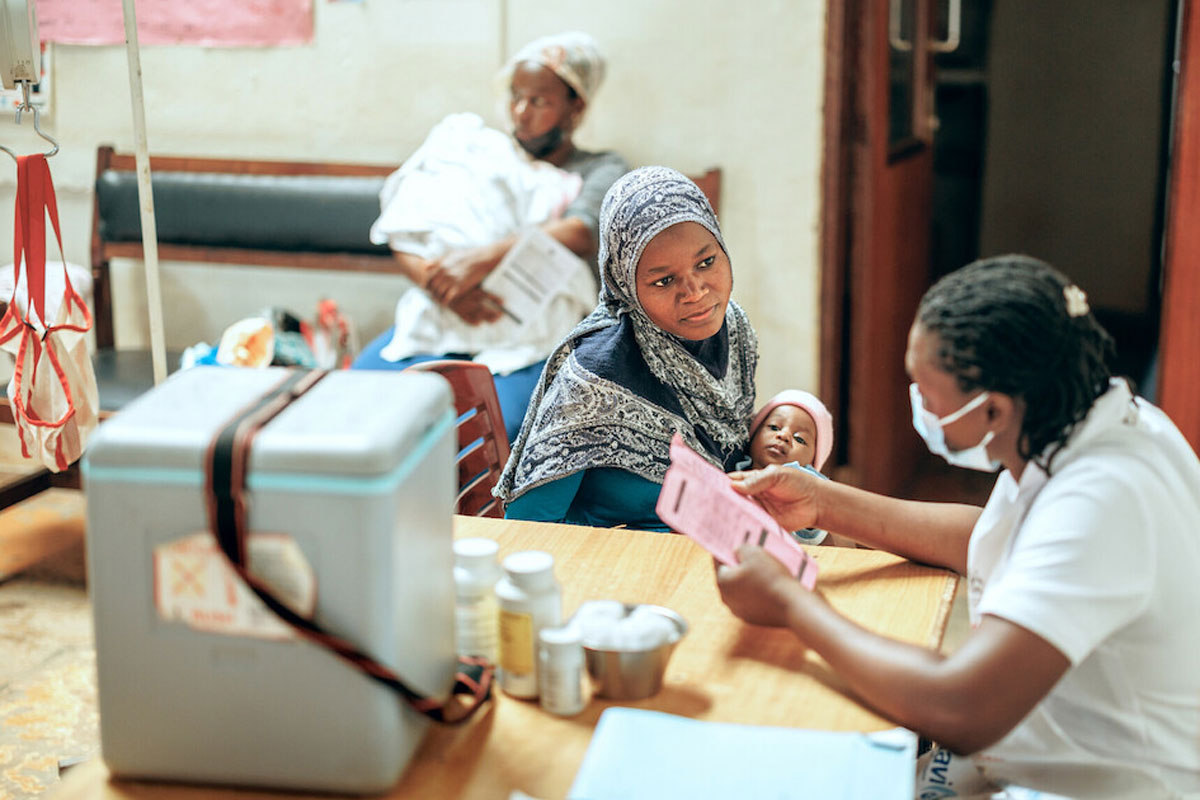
[582,605,687,700]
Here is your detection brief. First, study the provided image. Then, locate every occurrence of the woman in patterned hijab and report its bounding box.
[496,166,759,530]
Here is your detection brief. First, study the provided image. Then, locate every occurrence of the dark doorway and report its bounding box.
[930,0,1177,399]
[821,0,1183,503]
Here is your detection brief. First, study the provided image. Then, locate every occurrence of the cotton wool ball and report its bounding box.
[624,606,681,652]
[581,603,680,651]
[573,599,627,644]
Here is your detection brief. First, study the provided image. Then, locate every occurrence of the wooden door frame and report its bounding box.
[818,0,855,474]
[1159,0,1200,452]
[819,0,936,494]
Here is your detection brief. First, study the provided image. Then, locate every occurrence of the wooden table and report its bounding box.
[52,516,958,800]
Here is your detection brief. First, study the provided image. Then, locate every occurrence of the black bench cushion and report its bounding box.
[96,170,392,256]
[92,349,185,411]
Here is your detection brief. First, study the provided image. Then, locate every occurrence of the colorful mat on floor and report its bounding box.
[0,645,98,799]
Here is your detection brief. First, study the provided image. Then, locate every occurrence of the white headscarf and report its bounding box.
[500,31,607,105]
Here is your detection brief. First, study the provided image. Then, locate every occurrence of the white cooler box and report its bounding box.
[84,366,459,794]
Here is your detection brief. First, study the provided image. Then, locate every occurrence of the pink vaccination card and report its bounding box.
[655,434,818,590]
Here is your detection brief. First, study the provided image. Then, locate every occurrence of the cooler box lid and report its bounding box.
[84,366,453,479]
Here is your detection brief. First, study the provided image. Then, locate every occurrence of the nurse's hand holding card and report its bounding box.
[656,434,819,590]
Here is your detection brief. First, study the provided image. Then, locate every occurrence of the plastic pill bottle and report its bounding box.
[496,550,562,698]
[538,624,588,716]
[453,538,501,663]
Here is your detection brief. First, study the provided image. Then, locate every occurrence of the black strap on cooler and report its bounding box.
[203,369,493,725]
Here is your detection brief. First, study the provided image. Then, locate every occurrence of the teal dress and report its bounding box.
[504,468,668,531]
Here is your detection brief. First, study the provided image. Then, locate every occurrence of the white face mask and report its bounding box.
[910,383,1002,472]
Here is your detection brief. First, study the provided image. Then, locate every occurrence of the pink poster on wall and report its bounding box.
[36,0,313,47]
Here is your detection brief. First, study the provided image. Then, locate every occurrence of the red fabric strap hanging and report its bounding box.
[0,154,98,471]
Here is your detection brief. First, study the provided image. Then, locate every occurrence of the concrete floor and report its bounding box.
[0,508,97,800]
[0,421,98,800]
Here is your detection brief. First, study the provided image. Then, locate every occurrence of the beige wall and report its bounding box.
[0,0,826,399]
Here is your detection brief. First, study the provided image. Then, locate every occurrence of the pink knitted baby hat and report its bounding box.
[750,390,834,471]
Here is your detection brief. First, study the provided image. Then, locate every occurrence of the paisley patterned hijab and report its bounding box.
[495,166,758,503]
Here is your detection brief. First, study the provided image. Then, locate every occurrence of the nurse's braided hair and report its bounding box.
[916,254,1116,473]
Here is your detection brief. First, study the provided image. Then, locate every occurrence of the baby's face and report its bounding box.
[749,405,817,469]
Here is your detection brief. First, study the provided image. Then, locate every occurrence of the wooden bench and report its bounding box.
[90,148,720,354]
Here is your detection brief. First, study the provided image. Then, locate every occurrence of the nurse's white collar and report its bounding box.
[1023,378,1136,486]
[1052,378,1137,459]
[999,378,1135,501]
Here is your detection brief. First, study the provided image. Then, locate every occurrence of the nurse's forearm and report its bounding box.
[779,590,1036,755]
[815,480,978,574]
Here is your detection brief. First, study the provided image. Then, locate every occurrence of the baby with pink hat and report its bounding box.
[741,389,842,545]
[746,389,834,474]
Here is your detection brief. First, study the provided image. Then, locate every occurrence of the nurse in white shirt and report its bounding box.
[716,254,1200,799]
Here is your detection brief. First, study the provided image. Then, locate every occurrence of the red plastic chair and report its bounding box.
[406,360,510,518]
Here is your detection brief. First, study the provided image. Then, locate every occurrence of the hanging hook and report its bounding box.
[15,106,59,158]
[1,81,58,160]
[14,85,58,158]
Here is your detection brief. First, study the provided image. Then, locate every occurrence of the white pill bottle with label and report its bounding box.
[495,550,562,698]
[538,624,588,716]
[453,538,502,663]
